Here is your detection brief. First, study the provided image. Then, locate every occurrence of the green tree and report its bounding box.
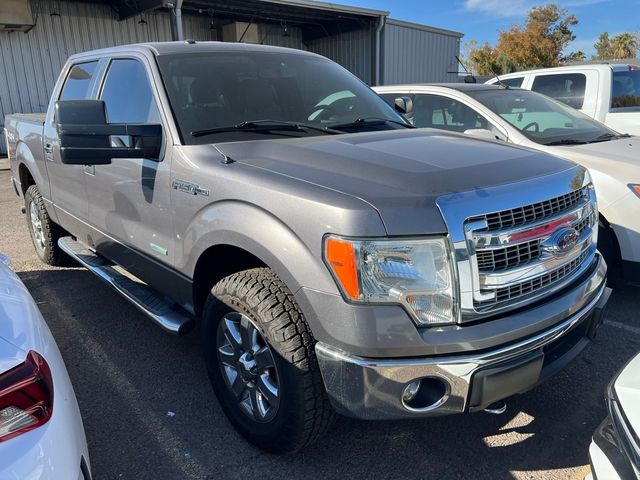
[594,32,613,59]
[611,32,638,59]
[466,3,581,74]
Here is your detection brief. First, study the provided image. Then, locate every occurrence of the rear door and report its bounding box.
[44,60,100,233]
[84,55,176,272]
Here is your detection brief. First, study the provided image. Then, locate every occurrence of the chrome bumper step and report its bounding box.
[58,237,194,335]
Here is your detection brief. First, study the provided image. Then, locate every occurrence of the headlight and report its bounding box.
[324,235,458,326]
[629,184,640,198]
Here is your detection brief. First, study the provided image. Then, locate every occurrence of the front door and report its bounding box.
[84,56,175,278]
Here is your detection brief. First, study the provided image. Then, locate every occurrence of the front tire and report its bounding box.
[202,268,334,453]
[24,185,66,266]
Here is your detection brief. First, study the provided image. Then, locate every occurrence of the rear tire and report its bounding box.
[202,268,334,453]
[24,185,66,266]
[598,218,622,287]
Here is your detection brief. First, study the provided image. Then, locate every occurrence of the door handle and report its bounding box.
[44,143,53,155]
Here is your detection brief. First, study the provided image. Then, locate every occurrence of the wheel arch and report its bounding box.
[18,161,36,195]
[186,201,337,317]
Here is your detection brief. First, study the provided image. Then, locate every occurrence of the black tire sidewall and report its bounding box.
[24,186,53,262]
[203,296,312,452]
[202,270,328,453]
[598,219,622,285]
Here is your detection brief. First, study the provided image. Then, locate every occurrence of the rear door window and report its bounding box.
[531,73,586,109]
[59,61,99,100]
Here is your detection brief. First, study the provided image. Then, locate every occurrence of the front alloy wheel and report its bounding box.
[202,268,335,453]
[216,312,280,423]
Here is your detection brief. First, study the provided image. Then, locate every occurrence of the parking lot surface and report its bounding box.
[0,165,638,480]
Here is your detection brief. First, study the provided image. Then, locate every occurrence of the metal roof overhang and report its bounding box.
[100,0,388,41]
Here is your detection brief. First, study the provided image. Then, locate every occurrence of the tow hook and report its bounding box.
[483,400,507,415]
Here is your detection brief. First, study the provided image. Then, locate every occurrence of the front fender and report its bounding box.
[179,200,338,295]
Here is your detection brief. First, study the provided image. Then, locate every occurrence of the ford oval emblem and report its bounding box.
[542,227,580,257]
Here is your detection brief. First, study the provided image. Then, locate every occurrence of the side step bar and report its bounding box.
[58,237,194,335]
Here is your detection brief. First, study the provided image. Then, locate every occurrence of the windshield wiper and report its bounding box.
[588,132,631,143]
[191,119,343,138]
[544,138,588,146]
[331,117,415,130]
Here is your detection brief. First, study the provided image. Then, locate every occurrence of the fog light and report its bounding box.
[402,380,421,402]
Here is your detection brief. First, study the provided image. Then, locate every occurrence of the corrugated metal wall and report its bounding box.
[306,26,373,84]
[383,19,461,85]
[0,0,212,153]
[257,24,305,49]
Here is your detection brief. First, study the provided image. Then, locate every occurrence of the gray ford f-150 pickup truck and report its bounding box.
[5,41,610,453]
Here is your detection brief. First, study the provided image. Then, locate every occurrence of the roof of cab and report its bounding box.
[68,40,322,61]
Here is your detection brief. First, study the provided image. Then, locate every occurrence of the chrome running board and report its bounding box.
[58,237,194,335]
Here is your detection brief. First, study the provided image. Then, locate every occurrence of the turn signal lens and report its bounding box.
[629,184,640,198]
[325,237,360,299]
[0,351,53,443]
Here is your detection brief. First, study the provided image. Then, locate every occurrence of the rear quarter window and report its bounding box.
[501,77,524,88]
[531,73,586,109]
[611,70,640,109]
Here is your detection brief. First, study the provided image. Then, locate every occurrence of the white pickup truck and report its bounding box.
[486,64,640,136]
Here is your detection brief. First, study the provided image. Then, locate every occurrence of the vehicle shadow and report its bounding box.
[17,268,640,480]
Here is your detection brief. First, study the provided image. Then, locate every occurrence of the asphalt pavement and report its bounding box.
[1,164,639,480]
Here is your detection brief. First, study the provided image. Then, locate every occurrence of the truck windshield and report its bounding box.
[156,51,408,143]
[611,69,640,110]
[466,88,618,146]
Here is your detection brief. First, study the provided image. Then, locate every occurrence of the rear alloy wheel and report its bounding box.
[203,268,334,453]
[24,185,66,266]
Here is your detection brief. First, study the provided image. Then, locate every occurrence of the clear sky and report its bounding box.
[343,0,640,58]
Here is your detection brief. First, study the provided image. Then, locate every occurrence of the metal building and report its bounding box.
[0,0,463,154]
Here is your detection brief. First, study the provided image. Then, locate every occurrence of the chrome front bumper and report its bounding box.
[316,263,610,420]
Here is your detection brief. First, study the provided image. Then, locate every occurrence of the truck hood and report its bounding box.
[544,136,640,183]
[216,129,575,234]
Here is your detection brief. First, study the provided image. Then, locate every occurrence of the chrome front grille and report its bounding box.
[470,188,597,314]
[476,214,593,273]
[472,187,589,231]
[436,166,598,323]
[476,240,541,272]
[475,250,589,308]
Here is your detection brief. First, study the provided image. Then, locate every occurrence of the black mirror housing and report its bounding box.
[394,96,413,115]
[55,100,162,165]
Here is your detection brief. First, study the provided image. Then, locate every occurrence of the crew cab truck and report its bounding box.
[5,41,610,453]
[486,64,640,136]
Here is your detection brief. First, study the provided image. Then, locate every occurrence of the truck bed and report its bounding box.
[6,113,46,125]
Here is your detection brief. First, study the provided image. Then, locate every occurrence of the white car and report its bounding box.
[373,84,640,284]
[0,253,91,479]
[587,352,640,480]
[485,63,640,136]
